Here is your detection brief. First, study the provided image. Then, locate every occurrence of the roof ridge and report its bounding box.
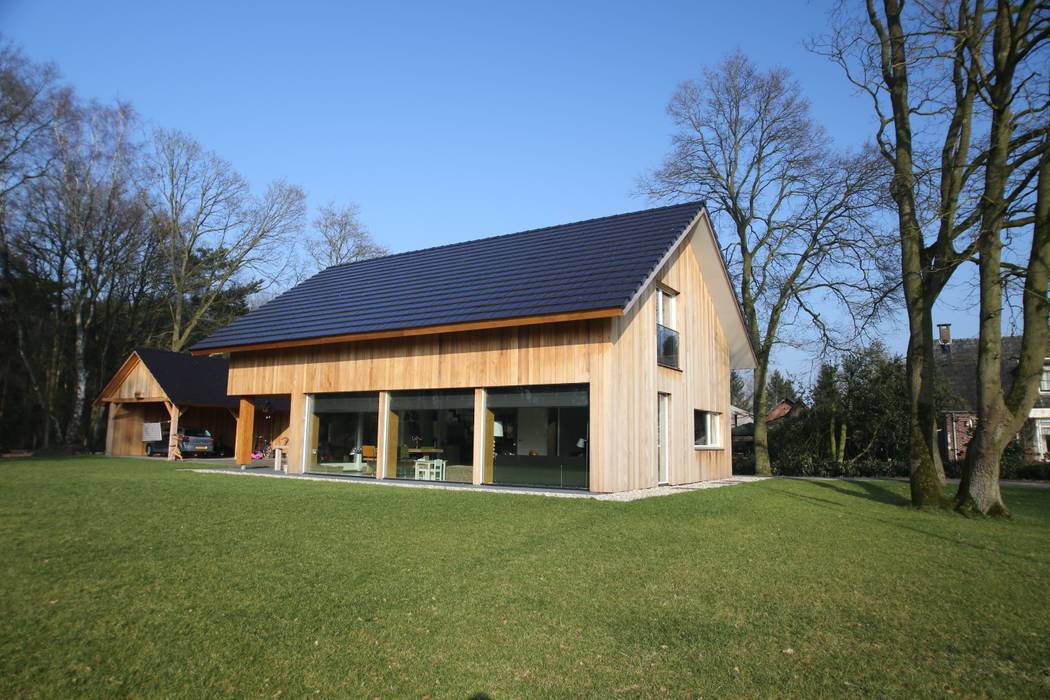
[321,200,705,273]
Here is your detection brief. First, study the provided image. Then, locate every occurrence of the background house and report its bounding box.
[933,327,1050,463]
[730,397,806,462]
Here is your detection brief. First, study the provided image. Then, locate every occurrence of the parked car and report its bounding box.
[145,427,215,457]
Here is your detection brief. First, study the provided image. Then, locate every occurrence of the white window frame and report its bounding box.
[656,287,677,330]
[1035,420,1050,461]
[694,410,722,450]
[1040,365,1050,393]
[301,393,315,473]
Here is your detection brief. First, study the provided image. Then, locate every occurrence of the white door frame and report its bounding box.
[658,393,670,485]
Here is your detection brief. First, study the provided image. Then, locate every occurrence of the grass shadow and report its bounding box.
[793,479,1043,564]
[806,478,910,507]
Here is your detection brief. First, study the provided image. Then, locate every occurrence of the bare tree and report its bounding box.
[0,39,60,204]
[145,129,306,351]
[19,100,146,446]
[641,52,888,475]
[306,202,387,270]
[957,0,1048,516]
[817,0,1046,510]
[0,39,65,445]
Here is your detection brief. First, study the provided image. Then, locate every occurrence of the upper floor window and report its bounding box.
[656,287,679,369]
[656,287,676,329]
[1041,364,1050,393]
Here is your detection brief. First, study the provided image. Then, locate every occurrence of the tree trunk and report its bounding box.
[873,0,950,508]
[752,360,771,475]
[829,413,838,462]
[956,428,1009,517]
[837,422,847,464]
[66,299,88,448]
[919,310,946,480]
[904,292,948,507]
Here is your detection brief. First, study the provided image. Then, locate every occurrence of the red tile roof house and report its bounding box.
[190,202,757,493]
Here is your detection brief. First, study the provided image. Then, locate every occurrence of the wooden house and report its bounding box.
[191,202,757,492]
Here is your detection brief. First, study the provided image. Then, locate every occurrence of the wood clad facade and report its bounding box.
[225,223,734,492]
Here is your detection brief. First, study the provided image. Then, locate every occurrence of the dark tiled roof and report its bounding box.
[192,202,706,352]
[133,348,293,409]
[135,347,235,408]
[934,336,1050,412]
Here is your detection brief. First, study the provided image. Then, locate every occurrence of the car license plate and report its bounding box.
[195,445,207,450]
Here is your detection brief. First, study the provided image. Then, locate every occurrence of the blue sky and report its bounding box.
[2,0,983,381]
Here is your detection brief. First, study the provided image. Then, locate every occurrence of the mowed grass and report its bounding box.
[1,459,1049,698]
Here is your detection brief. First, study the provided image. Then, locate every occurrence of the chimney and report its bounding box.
[937,323,952,353]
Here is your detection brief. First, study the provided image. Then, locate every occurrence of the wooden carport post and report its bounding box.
[165,402,181,461]
[105,402,119,456]
[235,398,255,467]
[472,389,493,485]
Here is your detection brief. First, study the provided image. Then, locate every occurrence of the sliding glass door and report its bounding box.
[390,390,474,483]
[306,393,380,475]
[487,384,589,489]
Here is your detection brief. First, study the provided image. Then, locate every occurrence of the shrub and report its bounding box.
[732,453,756,475]
[781,458,1050,481]
[771,458,910,479]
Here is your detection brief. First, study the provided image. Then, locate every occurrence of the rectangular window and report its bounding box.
[1040,365,1050,393]
[487,384,589,489]
[1036,420,1050,460]
[390,390,474,483]
[656,287,680,369]
[694,410,721,448]
[306,392,380,475]
[656,287,676,329]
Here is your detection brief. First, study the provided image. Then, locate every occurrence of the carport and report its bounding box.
[96,348,289,460]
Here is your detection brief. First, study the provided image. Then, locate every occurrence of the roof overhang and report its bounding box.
[692,209,758,370]
[191,307,625,356]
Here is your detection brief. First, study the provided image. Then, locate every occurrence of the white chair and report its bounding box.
[413,458,447,481]
[430,459,446,481]
[414,458,433,480]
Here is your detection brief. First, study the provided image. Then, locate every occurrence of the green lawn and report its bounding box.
[2,459,1049,698]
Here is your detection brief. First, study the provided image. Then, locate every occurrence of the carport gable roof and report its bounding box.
[190,201,732,354]
[97,348,236,409]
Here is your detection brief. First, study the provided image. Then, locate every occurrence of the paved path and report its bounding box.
[184,467,769,501]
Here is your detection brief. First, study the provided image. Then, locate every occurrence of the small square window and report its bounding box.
[694,410,721,448]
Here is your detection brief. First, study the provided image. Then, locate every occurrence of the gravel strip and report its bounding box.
[184,468,768,501]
